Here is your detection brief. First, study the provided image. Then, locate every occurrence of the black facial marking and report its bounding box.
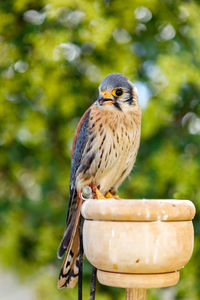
[124,86,134,105]
[124,96,133,105]
[113,101,122,111]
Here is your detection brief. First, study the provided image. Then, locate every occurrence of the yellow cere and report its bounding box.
[101,91,111,98]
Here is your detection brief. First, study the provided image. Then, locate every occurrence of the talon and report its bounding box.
[105,191,121,200]
[88,184,105,199]
[95,188,106,199]
[105,192,113,198]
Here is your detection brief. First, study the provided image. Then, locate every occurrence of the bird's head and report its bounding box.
[97,73,138,112]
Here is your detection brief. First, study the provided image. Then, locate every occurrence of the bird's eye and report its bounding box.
[112,89,123,97]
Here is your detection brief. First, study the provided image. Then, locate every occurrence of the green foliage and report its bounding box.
[0,0,200,299]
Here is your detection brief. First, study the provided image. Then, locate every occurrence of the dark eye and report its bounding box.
[113,89,123,97]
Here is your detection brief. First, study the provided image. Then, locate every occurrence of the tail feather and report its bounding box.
[57,197,83,289]
[57,215,75,259]
[58,229,80,288]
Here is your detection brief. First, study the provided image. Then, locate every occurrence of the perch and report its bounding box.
[81,199,195,300]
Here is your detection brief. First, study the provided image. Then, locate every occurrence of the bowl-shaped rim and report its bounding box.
[81,199,195,222]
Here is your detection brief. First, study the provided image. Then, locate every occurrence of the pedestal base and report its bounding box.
[126,288,147,300]
[97,270,180,289]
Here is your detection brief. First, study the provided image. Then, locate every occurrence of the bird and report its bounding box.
[57,73,142,289]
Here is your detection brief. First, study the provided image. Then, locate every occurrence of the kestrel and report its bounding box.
[57,73,142,289]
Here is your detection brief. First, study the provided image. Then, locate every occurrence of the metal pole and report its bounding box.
[78,217,84,300]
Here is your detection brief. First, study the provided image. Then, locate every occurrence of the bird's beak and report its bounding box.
[98,91,115,105]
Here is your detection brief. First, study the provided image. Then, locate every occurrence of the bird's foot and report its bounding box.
[82,184,121,200]
[89,184,106,199]
[94,188,106,199]
[105,191,121,200]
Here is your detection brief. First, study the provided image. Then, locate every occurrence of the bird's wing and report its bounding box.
[57,107,91,259]
[68,107,91,219]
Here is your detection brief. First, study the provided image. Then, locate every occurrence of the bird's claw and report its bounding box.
[80,185,121,200]
[105,191,121,199]
[94,188,106,199]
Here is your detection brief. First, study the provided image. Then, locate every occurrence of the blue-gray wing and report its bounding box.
[57,108,91,258]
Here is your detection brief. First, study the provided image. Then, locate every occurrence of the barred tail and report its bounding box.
[58,229,80,288]
[57,196,83,289]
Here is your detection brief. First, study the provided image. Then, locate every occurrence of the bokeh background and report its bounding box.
[0,0,200,299]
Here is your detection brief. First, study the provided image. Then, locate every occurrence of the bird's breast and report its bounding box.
[92,109,141,194]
